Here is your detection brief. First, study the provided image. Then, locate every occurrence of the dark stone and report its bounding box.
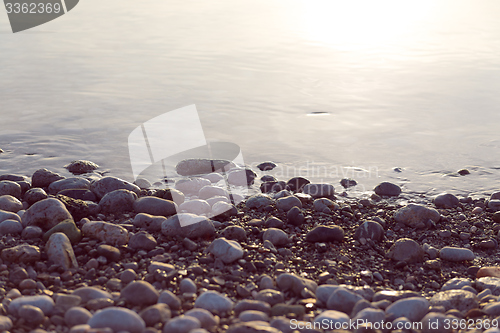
[286,177,310,192]
[128,231,157,251]
[374,182,401,197]
[340,178,357,188]
[10,267,29,285]
[353,221,384,242]
[305,226,344,242]
[31,168,65,188]
[56,194,91,221]
[0,174,25,182]
[260,175,277,183]
[492,212,500,223]
[434,193,460,209]
[265,217,284,229]
[458,169,470,176]
[260,181,286,193]
[64,160,99,174]
[287,207,305,226]
[257,161,277,171]
[386,238,424,263]
[97,245,121,262]
[58,189,97,202]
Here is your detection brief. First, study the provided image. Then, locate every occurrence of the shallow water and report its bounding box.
[1,0,500,198]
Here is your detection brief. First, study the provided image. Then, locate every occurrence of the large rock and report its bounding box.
[386,238,424,263]
[31,168,65,188]
[22,198,73,230]
[0,195,23,213]
[48,177,90,195]
[45,232,78,269]
[99,189,137,214]
[374,181,401,196]
[433,193,460,209]
[439,247,475,262]
[302,183,335,198]
[385,297,429,322]
[208,238,244,264]
[0,181,22,198]
[305,225,344,242]
[64,160,99,174]
[195,291,234,313]
[134,197,177,217]
[394,203,440,228]
[90,176,140,200]
[133,213,166,232]
[1,244,40,264]
[88,307,145,333]
[82,221,129,246]
[353,221,384,242]
[246,194,274,210]
[161,214,215,239]
[176,159,235,176]
[121,281,159,306]
[8,295,54,316]
[429,290,478,312]
[276,196,302,211]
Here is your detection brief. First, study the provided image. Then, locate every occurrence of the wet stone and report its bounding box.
[374,181,401,196]
[65,160,99,174]
[434,193,460,209]
[31,168,65,188]
[394,203,440,229]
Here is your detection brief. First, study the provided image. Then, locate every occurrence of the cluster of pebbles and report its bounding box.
[2,159,500,333]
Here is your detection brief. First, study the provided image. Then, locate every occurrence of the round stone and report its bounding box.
[305,226,344,243]
[194,291,234,313]
[121,281,159,306]
[386,238,424,263]
[263,228,289,246]
[18,305,45,325]
[65,160,99,174]
[64,306,92,327]
[88,307,145,333]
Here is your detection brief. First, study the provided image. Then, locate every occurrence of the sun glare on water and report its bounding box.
[299,0,436,50]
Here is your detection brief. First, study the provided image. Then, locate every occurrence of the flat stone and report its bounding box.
[441,278,472,291]
[161,213,215,239]
[23,188,48,205]
[313,310,349,326]
[71,287,112,303]
[477,267,500,278]
[305,225,344,242]
[1,244,40,263]
[276,273,317,295]
[302,183,335,198]
[0,195,22,212]
[387,238,424,263]
[8,295,54,316]
[99,189,137,214]
[43,219,81,244]
[254,289,284,306]
[353,221,384,242]
[121,281,159,306]
[476,277,500,295]
[82,221,129,246]
[163,315,201,333]
[195,291,234,313]
[394,203,440,228]
[246,194,274,210]
[88,307,145,333]
[133,213,166,232]
[429,290,478,312]
[385,297,430,322]
[48,177,90,195]
[65,160,99,174]
[234,300,271,315]
[148,261,175,274]
[208,237,244,263]
[22,198,73,230]
[198,186,229,200]
[276,196,302,211]
[46,232,78,269]
[239,310,269,322]
[433,193,460,209]
[374,181,401,196]
[263,228,289,246]
[90,176,140,200]
[179,199,211,215]
[128,231,157,250]
[439,247,475,262]
[176,159,235,176]
[0,219,23,235]
[260,181,286,193]
[133,196,177,217]
[31,168,65,188]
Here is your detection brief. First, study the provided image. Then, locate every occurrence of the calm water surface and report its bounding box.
[1,0,500,197]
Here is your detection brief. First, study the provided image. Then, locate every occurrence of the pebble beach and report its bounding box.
[1,158,500,333]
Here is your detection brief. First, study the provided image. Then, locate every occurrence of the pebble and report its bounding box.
[0,180,22,198]
[176,158,234,176]
[195,290,234,313]
[0,316,13,331]
[21,225,43,239]
[433,193,460,209]
[257,161,277,171]
[0,195,23,212]
[46,232,78,269]
[179,199,211,215]
[120,269,138,284]
[121,281,159,306]
[18,304,45,325]
[353,220,384,242]
[185,308,218,329]
[134,177,152,189]
[326,287,364,313]
[65,160,99,174]
[48,177,90,194]
[429,289,478,312]
[161,213,215,238]
[87,307,145,333]
[489,200,500,211]
[22,198,73,230]
[64,307,92,326]
[276,273,317,295]
[208,237,244,263]
[43,218,81,244]
[302,183,335,198]
[82,221,129,246]
[128,231,157,250]
[8,295,54,316]
[31,168,65,188]
[439,246,475,261]
[313,310,349,326]
[180,278,197,294]
[158,290,181,310]
[305,225,344,242]
[212,201,238,219]
[1,244,41,263]
[313,198,339,214]
[163,315,201,333]
[201,172,224,183]
[246,194,274,210]
[175,178,212,195]
[90,176,140,200]
[221,225,247,241]
[139,303,172,327]
[227,168,256,186]
[97,244,121,262]
[98,189,138,214]
[385,296,429,322]
[263,228,289,246]
[276,196,302,211]
[134,196,177,217]
[286,206,305,226]
[133,213,166,232]
[394,203,441,228]
[386,238,424,263]
[286,177,310,192]
[340,178,357,188]
[374,181,401,196]
[260,181,286,193]
[160,188,185,204]
[198,185,229,200]
[0,219,23,235]
[71,287,112,303]
[254,289,284,306]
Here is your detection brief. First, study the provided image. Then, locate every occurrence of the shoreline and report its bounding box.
[0,160,500,332]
